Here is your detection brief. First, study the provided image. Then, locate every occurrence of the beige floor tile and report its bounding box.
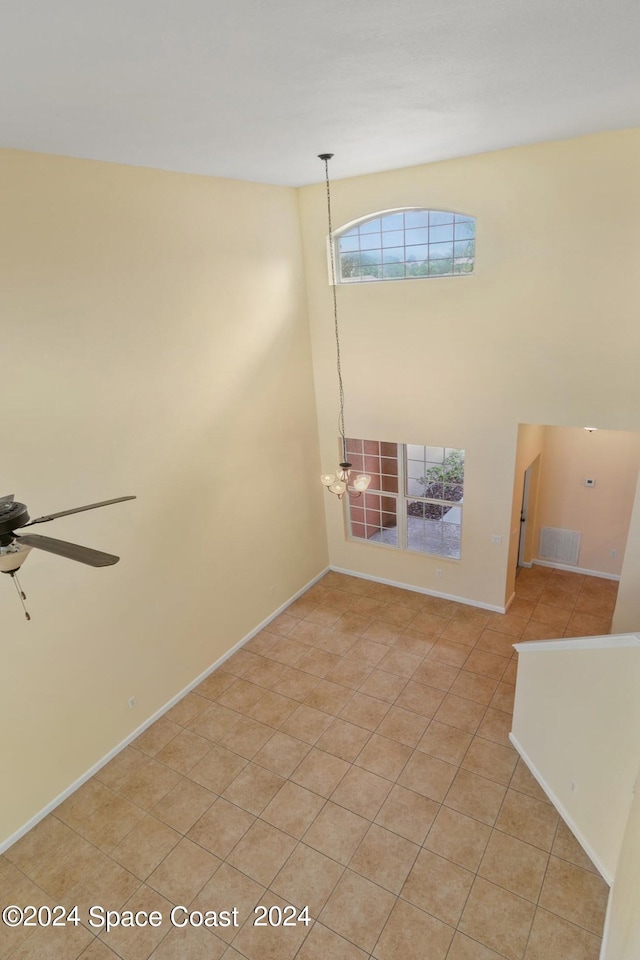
[452,604,490,625]
[478,831,549,902]
[531,602,571,629]
[495,789,559,851]
[151,778,215,834]
[375,784,439,844]
[335,613,374,638]
[227,820,297,887]
[218,715,275,759]
[413,659,460,691]
[358,668,407,702]
[373,897,454,960]
[446,931,504,959]
[253,730,311,777]
[272,668,321,702]
[95,747,146,793]
[8,921,94,960]
[377,647,424,678]
[303,678,353,715]
[117,758,182,811]
[238,656,288,689]
[147,837,220,903]
[303,801,369,864]
[188,702,242,742]
[325,656,373,688]
[189,744,248,794]
[510,758,551,804]
[476,630,517,658]
[331,765,393,819]
[320,869,395,953]
[349,823,419,893]
[54,779,113,831]
[74,792,147,851]
[440,618,484,647]
[111,815,181,879]
[304,602,344,627]
[363,620,404,646]
[266,636,308,666]
[218,679,269,713]
[573,593,615,619]
[424,806,491,871]
[243,628,279,655]
[476,707,513,748]
[272,842,344,917]
[288,619,332,646]
[247,690,298,727]
[220,649,263,678]
[490,682,515,714]
[290,748,349,797]
[261,780,325,838]
[149,926,226,959]
[190,862,265,944]
[345,638,390,669]
[434,694,486,734]
[355,733,412,781]
[231,893,311,960]
[67,855,141,932]
[222,762,284,815]
[315,718,372,762]
[264,611,299,636]
[339,691,390,730]
[395,631,436,658]
[507,597,537,619]
[462,737,518,786]
[401,848,474,926]
[133,718,181,757]
[22,830,101,900]
[0,860,48,957]
[279,704,333,744]
[484,613,528,638]
[537,586,577,611]
[524,907,602,960]
[417,720,473,764]
[187,797,255,858]
[197,670,241,701]
[459,877,535,960]
[395,680,445,717]
[463,649,509,680]
[538,856,609,935]
[450,671,498,705]
[552,819,600,873]
[98,884,173,960]
[155,728,211,774]
[409,610,449,638]
[294,921,368,959]
[83,940,134,960]
[429,639,473,668]
[521,619,559,641]
[445,768,506,826]
[376,705,429,747]
[398,750,457,802]
[353,596,392,619]
[165,692,211,727]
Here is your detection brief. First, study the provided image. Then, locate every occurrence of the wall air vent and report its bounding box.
[539,526,581,566]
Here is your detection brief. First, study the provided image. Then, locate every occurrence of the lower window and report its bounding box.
[345,439,464,559]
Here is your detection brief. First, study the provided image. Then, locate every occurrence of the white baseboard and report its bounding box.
[0,566,330,855]
[329,565,507,613]
[533,559,620,582]
[509,732,612,886]
[504,591,517,611]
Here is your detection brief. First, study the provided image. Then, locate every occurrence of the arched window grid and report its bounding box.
[331,207,475,283]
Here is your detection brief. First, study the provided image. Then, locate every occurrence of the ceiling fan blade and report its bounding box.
[16,534,120,567]
[26,495,136,526]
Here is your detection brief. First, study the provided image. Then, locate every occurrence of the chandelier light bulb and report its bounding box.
[329,480,347,497]
[352,474,372,492]
[321,474,335,486]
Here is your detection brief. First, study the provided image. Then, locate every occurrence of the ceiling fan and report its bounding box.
[0,494,136,620]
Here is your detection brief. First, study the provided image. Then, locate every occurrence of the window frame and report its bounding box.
[330,207,475,285]
[344,439,464,560]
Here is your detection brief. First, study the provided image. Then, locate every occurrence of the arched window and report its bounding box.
[335,208,475,283]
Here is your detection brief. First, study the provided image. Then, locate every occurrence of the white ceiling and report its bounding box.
[1,0,639,186]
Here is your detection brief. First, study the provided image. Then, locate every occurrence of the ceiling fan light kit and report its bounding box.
[318,153,371,502]
[0,493,136,621]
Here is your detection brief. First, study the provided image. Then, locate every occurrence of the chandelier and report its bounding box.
[318,153,371,501]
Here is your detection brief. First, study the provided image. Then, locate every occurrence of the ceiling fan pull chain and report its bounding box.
[10,571,31,621]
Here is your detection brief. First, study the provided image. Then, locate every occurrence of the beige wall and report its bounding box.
[602,767,640,960]
[533,427,640,576]
[512,637,640,882]
[298,129,640,610]
[0,150,327,845]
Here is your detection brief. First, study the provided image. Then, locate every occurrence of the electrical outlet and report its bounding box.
[491,535,502,544]
[436,569,443,578]
[611,549,618,559]
[128,697,136,709]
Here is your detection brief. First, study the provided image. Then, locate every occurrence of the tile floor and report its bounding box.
[1,565,615,960]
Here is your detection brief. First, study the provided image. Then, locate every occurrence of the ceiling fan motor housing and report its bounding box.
[0,501,30,545]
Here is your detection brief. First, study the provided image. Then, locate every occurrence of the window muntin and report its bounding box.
[345,439,464,559]
[336,210,475,283]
